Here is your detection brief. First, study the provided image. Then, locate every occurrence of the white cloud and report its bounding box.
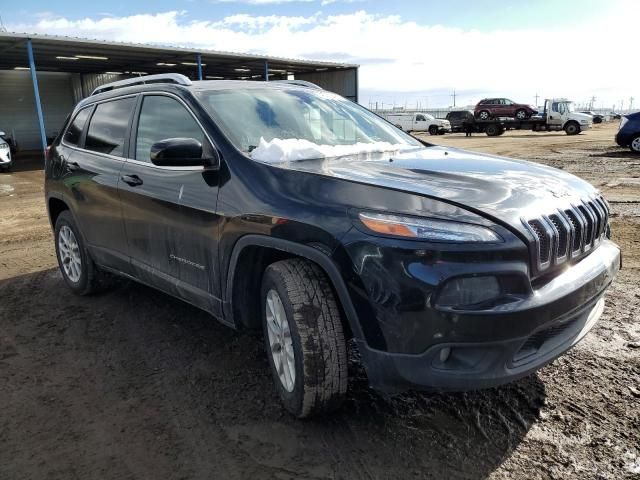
[8,7,639,108]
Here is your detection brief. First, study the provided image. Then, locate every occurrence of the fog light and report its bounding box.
[436,276,500,308]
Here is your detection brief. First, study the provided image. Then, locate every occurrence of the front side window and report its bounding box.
[63,107,91,146]
[135,95,207,162]
[85,97,136,156]
[416,114,426,122]
[196,87,421,159]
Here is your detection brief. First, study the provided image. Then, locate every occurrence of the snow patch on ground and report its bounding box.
[250,137,412,163]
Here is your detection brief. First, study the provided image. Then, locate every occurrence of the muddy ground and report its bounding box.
[0,122,638,479]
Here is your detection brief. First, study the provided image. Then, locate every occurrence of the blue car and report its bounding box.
[615,112,640,153]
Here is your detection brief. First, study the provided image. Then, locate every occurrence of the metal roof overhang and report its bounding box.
[0,32,358,79]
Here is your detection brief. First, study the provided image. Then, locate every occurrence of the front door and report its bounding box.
[118,93,223,316]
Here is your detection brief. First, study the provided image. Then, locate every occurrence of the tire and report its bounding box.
[564,122,581,135]
[515,109,528,120]
[261,258,348,418]
[593,117,603,124]
[477,110,491,120]
[428,125,439,135]
[485,124,503,136]
[630,135,640,153]
[54,210,110,295]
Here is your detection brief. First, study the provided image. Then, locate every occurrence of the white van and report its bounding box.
[382,113,451,135]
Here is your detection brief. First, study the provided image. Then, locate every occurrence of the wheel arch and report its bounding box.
[224,235,364,341]
[47,194,70,228]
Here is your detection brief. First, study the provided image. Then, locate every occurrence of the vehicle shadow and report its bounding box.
[0,269,544,479]
[5,151,44,173]
[590,150,636,158]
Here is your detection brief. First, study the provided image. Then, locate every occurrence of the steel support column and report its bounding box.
[197,53,203,80]
[27,39,47,155]
[264,60,269,81]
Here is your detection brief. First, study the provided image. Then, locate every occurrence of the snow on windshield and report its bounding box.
[250,137,413,163]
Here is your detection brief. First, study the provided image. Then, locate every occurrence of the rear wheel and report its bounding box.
[429,125,439,135]
[564,121,581,135]
[630,135,640,153]
[485,124,503,136]
[261,259,348,418]
[54,211,111,295]
[477,110,491,120]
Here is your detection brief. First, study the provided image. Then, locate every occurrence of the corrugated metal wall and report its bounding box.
[296,68,358,102]
[0,71,75,150]
[71,73,132,103]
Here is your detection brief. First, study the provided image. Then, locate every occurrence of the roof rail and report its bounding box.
[273,79,323,90]
[91,73,192,96]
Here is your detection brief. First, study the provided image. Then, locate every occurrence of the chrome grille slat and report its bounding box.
[524,196,609,275]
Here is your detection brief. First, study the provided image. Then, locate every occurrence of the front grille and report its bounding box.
[524,196,609,274]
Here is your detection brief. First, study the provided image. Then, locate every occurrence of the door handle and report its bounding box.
[67,161,80,171]
[121,174,143,187]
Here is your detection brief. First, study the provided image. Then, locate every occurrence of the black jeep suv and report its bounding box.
[45,74,621,417]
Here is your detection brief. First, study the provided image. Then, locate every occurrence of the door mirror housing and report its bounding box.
[150,137,220,168]
[0,131,5,137]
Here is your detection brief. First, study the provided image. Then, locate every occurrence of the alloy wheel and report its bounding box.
[631,137,640,152]
[265,289,296,392]
[58,225,82,283]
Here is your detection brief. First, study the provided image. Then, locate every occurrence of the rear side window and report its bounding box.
[63,108,91,146]
[134,95,206,162]
[85,97,136,157]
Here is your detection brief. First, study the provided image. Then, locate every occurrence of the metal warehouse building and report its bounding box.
[0,32,359,152]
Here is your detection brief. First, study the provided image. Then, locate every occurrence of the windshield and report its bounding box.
[196,87,422,162]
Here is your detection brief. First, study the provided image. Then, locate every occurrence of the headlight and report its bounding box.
[358,212,503,243]
[0,143,9,150]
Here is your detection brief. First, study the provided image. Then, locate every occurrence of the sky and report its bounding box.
[3,0,639,109]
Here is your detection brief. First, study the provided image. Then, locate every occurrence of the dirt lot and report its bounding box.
[1,122,638,479]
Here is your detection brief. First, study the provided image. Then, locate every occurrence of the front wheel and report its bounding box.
[428,125,439,135]
[564,122,581,135]
[630,135,640,153]
[261,259,348,418]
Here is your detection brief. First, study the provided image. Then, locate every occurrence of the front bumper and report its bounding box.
[349,240,621,392]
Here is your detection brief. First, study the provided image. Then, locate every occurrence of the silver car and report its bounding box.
[0,131,12,172]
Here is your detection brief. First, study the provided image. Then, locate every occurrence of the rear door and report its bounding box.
[119,93,223,315]
[61,96,136,273]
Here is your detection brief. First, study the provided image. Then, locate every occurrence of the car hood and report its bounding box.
[571,112,593,122]
[275,145,600,233]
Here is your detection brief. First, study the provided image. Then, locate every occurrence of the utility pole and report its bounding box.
[630,97,635,112]
[451,89,457,108]
[589,96,596,110]
[534,93,539,107]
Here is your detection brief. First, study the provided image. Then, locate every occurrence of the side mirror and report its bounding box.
[0,131,5,137]
[150,137,219,169]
